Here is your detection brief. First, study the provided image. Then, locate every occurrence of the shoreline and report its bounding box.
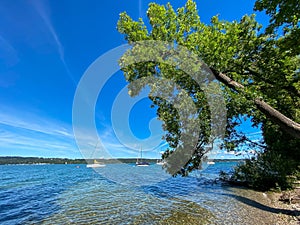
[220,179,300,224]
[218,185,300,225]
[266,189,300,224]
[0,156,243,165]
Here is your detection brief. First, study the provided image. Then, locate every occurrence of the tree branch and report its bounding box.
[210,68,300,139]
[246,68,300,98]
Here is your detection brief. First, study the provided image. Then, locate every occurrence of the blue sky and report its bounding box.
[0,0,268,159]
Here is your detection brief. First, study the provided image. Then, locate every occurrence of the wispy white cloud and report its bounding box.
[0,129,72,151]
[0,128,78,158]
[0,104,166,159]
[29,0,75,84]
[0,110,72,138]
[73,127,136,159]
[73,123,166,159]
[0,107,80,158]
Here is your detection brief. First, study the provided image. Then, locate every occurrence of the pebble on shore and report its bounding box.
[266,188,300,224]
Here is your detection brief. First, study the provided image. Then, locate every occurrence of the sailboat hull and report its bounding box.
[86,164,106,168]
[136,161,150,166]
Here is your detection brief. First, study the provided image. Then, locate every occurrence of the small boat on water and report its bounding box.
[156,150,165,166]
[136,147,149,166]
[86,141,106,168]
[207,161,215,165]
[86,159,106,168]
[136,160,150,166]
[156,159,166,166]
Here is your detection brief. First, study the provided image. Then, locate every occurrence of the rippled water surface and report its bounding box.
[0,162,281,224]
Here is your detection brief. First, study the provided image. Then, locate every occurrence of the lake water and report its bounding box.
[0,162,283,224]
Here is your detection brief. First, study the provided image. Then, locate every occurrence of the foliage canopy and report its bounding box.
[117,0,300,189]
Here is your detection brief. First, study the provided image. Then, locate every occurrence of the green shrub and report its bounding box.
[230,151,299,191]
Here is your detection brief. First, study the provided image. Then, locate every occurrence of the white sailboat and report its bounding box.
[156,150,166,165]
[156,159,166,166]
[86,141,106,168]
[136,147,149,166]
[86,159,106,168]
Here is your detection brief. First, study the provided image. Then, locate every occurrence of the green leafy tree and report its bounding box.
[117,0,300,189]
[255,0,300,56]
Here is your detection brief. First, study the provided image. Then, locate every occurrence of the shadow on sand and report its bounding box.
[226,192,300,217]
[141,176,300,218]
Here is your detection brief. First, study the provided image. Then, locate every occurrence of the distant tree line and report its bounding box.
[0,157,162,165]
[0,156,86,165]
[0,156,242,165]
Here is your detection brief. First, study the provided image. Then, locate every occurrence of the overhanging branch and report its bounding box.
[210,68,300,139]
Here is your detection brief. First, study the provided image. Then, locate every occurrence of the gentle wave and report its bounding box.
[0,163,281,224]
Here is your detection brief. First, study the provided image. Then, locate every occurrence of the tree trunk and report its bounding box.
[254,99,300,139]
[210,68,300,139]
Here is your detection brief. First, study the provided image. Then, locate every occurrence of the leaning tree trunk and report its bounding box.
[210,68,300,139]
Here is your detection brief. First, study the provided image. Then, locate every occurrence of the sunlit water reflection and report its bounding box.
[0,163,282,224]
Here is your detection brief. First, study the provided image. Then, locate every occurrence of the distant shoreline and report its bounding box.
[0,156,244,165]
